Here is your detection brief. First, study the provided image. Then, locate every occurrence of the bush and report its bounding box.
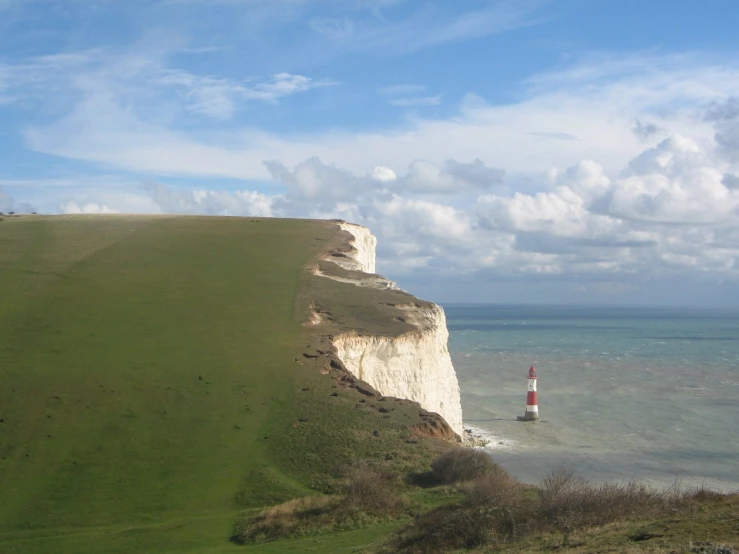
[340,461,405,514]
[685,483,726,503]
[233,495,340,544]
[387,503,492,553]
[539,466,667,532]
[463,468,522,508]
[430,448,499,484]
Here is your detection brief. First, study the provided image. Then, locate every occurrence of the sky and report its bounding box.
[2,0,739,306]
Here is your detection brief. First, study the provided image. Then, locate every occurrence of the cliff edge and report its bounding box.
[304,221,464,438]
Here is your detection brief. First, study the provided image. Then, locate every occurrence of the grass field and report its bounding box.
[0,215,443,553]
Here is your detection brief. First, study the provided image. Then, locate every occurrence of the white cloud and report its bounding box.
[61,201,121,214]
[528,131,579,141]
[371,165,396,182]
[158,70,336,118]
[305,0,545,55]
[444,159,506,189]
[381,159,505,194]
[19,52,739,182]
[248,72,337,102]
[400,160,456,192]
[632,119,664,142]
[723,173,739,189]
[265,157,504,196]
[604,136,737,224]
[158,70,242,119]
[309,17,355,39]
[0,177,88,188]
[3,50,334,125]
[375,195,472,243]
[268,133,736,278]
[143,183,275,216]
[1,178,164,215]
[264,157,370,203]
[707,98,739,163]
[377,82,440,108]
[134,0,543,62]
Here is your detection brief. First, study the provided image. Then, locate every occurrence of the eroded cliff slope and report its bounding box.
[308,222,464,437]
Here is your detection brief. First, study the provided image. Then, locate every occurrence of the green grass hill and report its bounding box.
[0,215,445,553]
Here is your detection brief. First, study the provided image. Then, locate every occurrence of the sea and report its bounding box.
[445,304,739,492]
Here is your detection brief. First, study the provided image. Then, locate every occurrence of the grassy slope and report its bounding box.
[0,215,448,553]
[0,216,342,552]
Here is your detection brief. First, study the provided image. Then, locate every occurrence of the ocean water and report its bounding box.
[445,304,739,491]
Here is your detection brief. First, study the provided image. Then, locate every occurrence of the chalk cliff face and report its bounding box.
[336,222,376,274]
[324,223,464,437]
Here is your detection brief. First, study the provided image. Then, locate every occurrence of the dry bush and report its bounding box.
[538,465,589,532]
[430,448,499,484]
[684,483,726,503]
[340,461,405,514]
[464,471,537,542]
[538,466,678,533]
[463,468,522,508]
[233,495,340,544]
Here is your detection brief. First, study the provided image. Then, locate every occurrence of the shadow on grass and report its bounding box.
[406,471,441,488]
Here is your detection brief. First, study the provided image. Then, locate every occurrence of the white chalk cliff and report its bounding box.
[323,222,464,437]
[335,222,377,275]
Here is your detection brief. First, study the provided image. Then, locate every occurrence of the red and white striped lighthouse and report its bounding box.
[518,366,539,421]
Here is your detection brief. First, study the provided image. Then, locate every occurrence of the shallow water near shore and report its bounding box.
[445,304,739,491]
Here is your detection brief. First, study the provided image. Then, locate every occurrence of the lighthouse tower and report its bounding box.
[518,366,539,421]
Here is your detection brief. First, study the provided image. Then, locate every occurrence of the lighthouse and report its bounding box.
[517,366,539,421]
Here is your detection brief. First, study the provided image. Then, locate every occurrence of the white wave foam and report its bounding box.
[464,424,518,450]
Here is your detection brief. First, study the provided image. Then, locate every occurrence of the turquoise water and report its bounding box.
[445,304,739,491]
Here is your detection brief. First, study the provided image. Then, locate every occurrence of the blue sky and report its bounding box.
[2,0,739,306]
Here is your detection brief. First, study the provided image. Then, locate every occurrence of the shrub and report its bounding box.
[430,448,499,484]
[465,471,536,542]
[387,503,492,553]
[463,468,522,508]
[340,461,405,514]
[539,466,667,532]
[233,495,340,544]
[685,483,726,503]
